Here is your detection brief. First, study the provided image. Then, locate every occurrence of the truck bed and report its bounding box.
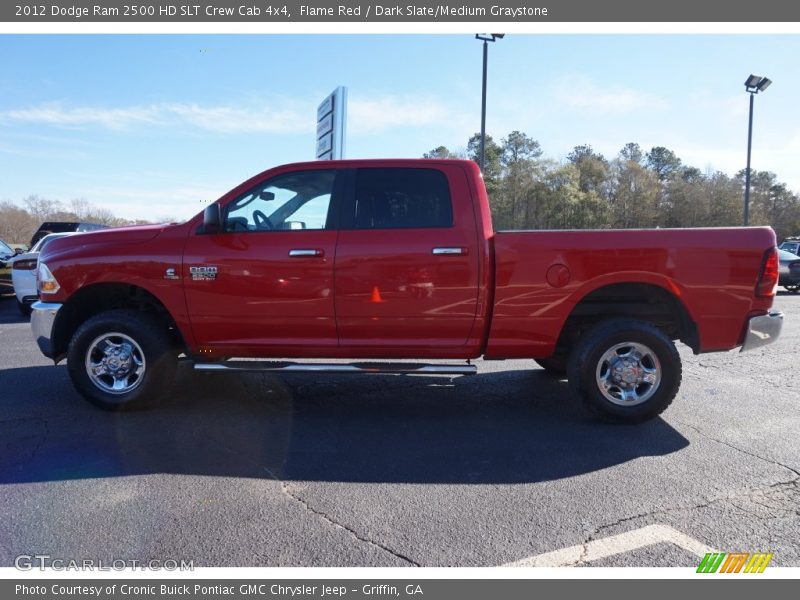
[485,227,776,358]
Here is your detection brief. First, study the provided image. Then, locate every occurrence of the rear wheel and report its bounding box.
[567,318,681,424]
[67,309,177,410]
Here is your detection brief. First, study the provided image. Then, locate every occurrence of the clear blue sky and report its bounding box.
[1,34,797,221]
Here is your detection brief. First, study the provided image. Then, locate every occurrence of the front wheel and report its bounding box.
[567,319,681,424]
[67,309,177,410]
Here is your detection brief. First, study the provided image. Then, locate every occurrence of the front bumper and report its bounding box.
[741,311,784,352]
[30,301,62,358]
[12,271,37,303]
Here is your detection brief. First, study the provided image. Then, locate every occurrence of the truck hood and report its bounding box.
[40,223,171,260]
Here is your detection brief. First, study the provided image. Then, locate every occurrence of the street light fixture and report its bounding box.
[743,74,772,226]
[475,33,504,173]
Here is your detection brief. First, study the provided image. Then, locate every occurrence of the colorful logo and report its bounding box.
[697,552,773,573]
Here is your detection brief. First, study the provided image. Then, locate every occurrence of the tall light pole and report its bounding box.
[743,74,772,226]
[475,33,504,173]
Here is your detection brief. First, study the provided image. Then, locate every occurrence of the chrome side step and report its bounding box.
[193,361,477,376]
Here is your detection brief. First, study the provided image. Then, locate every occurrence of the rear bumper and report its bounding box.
[30,301,62,358]
[741,311,784,352]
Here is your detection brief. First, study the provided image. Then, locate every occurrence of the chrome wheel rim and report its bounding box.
[85,332,146,395]
[595,341,661,407]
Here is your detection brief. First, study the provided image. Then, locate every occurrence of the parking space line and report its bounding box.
[502,524,716,567]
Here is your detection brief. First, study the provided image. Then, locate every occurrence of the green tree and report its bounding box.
[681,166,703,183]
[421,134,800,235]
[568,145,610,195]
[706,172,745,228]
[739,169,800,239]
[619,142,644,164]
[501,131,542,166]
[609,158,659,228]
[467,133,502,180]
[499,131,543,228]
[645,146,682,182]
[423,146,457,159]
[467,132,504,219]
[541,163,609,229]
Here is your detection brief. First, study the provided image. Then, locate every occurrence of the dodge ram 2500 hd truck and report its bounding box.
[30,159,784,423]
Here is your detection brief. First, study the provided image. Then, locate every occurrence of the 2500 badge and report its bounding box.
[189,266,218,281]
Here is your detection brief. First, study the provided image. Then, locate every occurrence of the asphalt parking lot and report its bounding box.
[0,293,798,568]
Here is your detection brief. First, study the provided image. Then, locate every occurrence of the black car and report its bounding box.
[779,249,800,293]
[0,239,21,295]
[29,221,107,246]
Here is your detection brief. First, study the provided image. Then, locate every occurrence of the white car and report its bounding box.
[12,232,79,315]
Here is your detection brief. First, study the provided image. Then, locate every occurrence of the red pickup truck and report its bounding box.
[31,159,783,423]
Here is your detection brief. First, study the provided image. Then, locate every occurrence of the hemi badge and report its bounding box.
[164,267,180,280]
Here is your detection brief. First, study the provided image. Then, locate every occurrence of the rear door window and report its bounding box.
[351,168,453,229]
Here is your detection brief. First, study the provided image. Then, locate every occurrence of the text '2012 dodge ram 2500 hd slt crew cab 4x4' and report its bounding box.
[30,159,783,423]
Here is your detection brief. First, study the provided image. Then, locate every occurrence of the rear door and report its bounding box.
[334,165,481,351]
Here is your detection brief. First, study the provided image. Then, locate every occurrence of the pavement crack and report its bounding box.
[257,464,420,567]
[571,474,800,562]
[211,440,420,565]
[571,532,592,566]
[674,419,800,481]
[567,512,656,566]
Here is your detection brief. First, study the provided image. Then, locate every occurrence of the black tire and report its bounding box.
[567,318,681,424]
[786,285,800,294]
[534,356,567,377]
[17,299,32,316]
[67,309,177,410]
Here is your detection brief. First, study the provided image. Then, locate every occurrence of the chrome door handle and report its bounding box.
[432,247,466,255]
[288,249,324,257]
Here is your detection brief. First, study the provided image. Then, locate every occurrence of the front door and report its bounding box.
[183,168,342,354]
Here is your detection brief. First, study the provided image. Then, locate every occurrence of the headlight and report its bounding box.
[37,262,60,294]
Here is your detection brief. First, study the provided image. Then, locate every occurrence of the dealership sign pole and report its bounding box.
[316,86,347,160]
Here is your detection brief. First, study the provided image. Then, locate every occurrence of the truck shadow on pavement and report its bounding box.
[0,363,688,485]
[0,304,27,325]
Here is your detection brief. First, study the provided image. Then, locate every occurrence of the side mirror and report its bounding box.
[203,203,222,234]
[259,191,275,201]
[14,248,23,255]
